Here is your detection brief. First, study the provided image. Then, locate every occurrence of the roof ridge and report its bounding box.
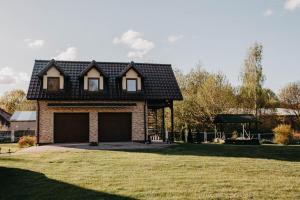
[35,59,171,66]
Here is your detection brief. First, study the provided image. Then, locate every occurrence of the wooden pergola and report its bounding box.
[146,100,174,143]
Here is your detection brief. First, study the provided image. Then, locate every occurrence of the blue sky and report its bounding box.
[0,0,299,95]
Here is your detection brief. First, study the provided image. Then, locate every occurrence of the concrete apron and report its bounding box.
[16,142,174,153]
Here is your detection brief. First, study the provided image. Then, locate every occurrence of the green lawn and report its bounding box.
[0,144,300,200]
[0,143,19,154]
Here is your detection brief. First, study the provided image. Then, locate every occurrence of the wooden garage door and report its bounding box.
[98,113,132,142]
[54,113,89,143]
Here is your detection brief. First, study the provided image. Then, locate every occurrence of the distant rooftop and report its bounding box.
[10,111,36,122]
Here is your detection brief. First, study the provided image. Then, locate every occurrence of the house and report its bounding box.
[0,108,11,131]
[27,59,182,144]
[10,111,36,132]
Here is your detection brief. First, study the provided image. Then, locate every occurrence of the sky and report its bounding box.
[0,0,300,95]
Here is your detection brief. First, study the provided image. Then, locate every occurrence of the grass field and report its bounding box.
[0,143,300,200]
[0,143,19,153]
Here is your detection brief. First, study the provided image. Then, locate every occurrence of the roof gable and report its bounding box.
[118,61,144,78]
[38,59,66,77]
[79,60,107,78]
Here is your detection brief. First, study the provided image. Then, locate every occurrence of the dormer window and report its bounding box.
[80,60,106,92]
[126,78,137,92]
[88,78,99,91]
[119,62,143,92]
[47,77,60,91]
[38,59,65,91]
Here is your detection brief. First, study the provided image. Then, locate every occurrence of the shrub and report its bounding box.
[273,124,293,145]
[187,129,193,143]
[231,131,239,139]
[18,136,36,148]
[292,134,300,144]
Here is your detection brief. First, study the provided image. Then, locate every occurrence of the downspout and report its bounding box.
[144,100,148,143]
[36,100,40,145]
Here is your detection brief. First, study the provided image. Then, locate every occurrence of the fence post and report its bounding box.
[204,132,207,143]
[258,133,261,141]
[165,130,169,143]
[11,130,15,142]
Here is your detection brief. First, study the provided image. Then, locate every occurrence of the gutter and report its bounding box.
[36,101,40,145]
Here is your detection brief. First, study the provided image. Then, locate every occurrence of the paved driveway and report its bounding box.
[17,142,174,153]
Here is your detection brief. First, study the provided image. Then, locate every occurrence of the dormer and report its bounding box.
[38,59,65,91]
[119,62,143,92]
[80,60,107,92]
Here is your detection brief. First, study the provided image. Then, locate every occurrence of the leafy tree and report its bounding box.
[239,42,265,117]
[0,90,36,114]
[260,88,279,108]
[173,65,236,131]
[279,82,300,124]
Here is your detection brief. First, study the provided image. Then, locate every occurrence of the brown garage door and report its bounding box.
[54,113,89,143]
[98,113,132,142]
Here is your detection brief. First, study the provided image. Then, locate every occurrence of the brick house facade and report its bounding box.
[27,60,182,144]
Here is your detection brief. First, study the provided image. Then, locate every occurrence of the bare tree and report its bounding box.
[239,42,265,117]
[0,90,36,114]
[279,82,300,124]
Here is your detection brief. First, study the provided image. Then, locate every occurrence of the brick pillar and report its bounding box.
[89,111,98,142]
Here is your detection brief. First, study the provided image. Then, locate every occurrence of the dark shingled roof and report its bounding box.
[0,108,11,126]
[214,114,259,124]
[27,60,183,101]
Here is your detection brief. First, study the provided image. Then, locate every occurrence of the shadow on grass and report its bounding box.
[0,167,136,200]
[116,143,300,162]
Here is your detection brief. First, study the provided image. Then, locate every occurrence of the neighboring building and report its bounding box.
[0,108,11,131]
[10,111,36,132]
[27,59,182,144]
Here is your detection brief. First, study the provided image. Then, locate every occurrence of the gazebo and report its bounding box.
[213,114,260,139]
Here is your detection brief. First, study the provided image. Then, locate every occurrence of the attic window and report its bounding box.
[126,79,137,92]
[47,77,60,91]
[88,78,99,91]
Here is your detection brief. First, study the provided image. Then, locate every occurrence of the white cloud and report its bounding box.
[0,67,30,85]
[24,39,45,48]
[54,47,78,61]
[263,9,274,16]
[167,35,184,43]
[113,30,154,59]
[284,0,300,10]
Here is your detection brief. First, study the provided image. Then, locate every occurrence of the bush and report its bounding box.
[231,131,239,140]
[187,129,193,143]
[18,136,36,148]
[273,124,293,145]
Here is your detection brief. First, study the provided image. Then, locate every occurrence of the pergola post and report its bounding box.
[155,109,158,134]
[162,107,165,142]
[170,101,174,142]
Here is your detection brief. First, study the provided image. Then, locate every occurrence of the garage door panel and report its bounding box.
[54,113,89,143]
[98,113,132,142]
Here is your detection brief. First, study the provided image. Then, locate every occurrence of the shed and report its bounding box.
[10,111,36,132]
